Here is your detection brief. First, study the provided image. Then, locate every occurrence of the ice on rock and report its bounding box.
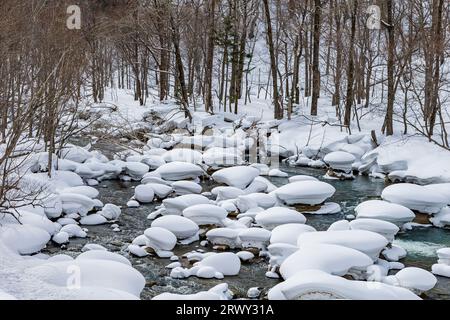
[125,162,149,180]
[99,204,121,220]
[236,193,277,212]
[280,244,373,279]
[212,166,260,189]
[77,250,132,266]
[196,252,241,276]
[182,204,228,226]
[355,200,415,226]
[1,224,50,254]
[162,148,203,164]
[382,183,447,214]
[268,269,420,300]
[80,214,108,226]
[274,181,336,205]
[298,230,389,261]
[395,267,437,293]
[206,228,241,249]
[172,181,202,195]
[155,162,205,181]
[134,184,155,203]
[238,228,271,249]
[255,207,306,231]
[145,183,173,199]
[144,227,177,251]
[349,219,399,243]
[52,231,70,245]
[163,194,210,215]
[288,175,319,183]
[151,215,199,239]
[324,151,356,172]
[270,224,316,245]
[61,186,99,199]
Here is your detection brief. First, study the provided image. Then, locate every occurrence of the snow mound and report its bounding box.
[297,230,389,261]
[172,181,202,195]
[163,194,211,215]
[382,183,447,214]
[155,162,204,181]
[151,215,199,239]
[134,184,155,203]
[162,149,203,164]
[212,166,260,189]
[349,219,399,243]
[255,207,306,230]
[280,244,373,279]
[274,181,336,205]
[324,151,356,172]
[268,269,420,300]
[144,227,177,251]
[238,228,271,249]
[355,200,415,225]
[270,224,317,245]
[182,204,228,226]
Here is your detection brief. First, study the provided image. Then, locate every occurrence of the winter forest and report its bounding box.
[1,0,450,301]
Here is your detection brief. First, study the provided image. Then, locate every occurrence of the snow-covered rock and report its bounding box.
[280,244,373,279]
[134,184,155,203]
[144,227,177,251]
[163,194,210,215]
[255,207,306,230]
[382,183,447,214]
[153,283,232,300]
[268,169,288,178]
[99,204,121,220]
[145,183,173,199]
[76,250,131,266]
[151,215,199,239]
[268,269,420,300]
[288,175,319,183]
[430,207,450,228]
[297,230,389,261]
[236,193,277,212]
[125,162,150,180]
[238,228,271,249]
[182,204,228,226]
[196,252,241,276]
[206,228,241,249]
[155,162,204,181]
[324,151,356,173]
[355,200,415,226]
[394,267,437,293]
[212,166,260,189]
[162,149,203,164]
[270,223,316,245]
[172,181,202,195]
[274,181,336,205]
[349,219,399,243]
[80,213,108,226]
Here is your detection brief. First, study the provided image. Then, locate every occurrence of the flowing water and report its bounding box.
[47,140,450,300]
